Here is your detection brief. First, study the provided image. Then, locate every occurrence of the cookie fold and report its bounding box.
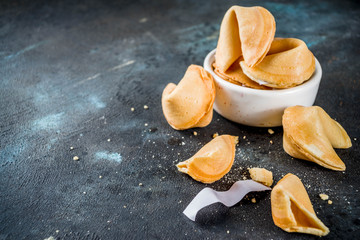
[282,106,351,171]
[271,173,329,236]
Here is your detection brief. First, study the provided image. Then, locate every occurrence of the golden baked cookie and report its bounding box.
[215,6,275,72]
[176,135,238,183]
[282,106,351,171]
[240,38,315,89]
[271,173,329,236]
[161,65,215,130]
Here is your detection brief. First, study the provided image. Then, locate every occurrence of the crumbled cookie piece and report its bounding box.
[212,132,219,138]
[73,156,79,161]
[319,193,329,201]
[268,129,274,134]
[249,167,273,187]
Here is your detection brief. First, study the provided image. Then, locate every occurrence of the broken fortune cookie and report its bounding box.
[271,173,329,236]
[215,5,275,72]
[176,135,238,183]
[161,65,215,130]
[240,38,315,89]
[283,106,352,171]
[249,167,273,187]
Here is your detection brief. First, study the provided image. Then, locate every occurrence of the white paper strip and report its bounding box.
[183,180,271,221]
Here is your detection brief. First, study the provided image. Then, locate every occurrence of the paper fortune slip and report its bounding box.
[183,180,271,221]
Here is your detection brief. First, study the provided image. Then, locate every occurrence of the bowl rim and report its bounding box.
[203,48,322,95]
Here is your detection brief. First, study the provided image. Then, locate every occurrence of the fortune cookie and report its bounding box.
[249,167,273,187]
[161,65,215,130]
[176,135,238,183]
[271,173,329,236]
[240,38,315,89]
[215,6,275,72]
[283,106,351,171]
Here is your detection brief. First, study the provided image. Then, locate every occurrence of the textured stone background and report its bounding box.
[0,0,359,239]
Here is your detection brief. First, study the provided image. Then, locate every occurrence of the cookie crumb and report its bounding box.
[227,230,230,234]
[251,198,256,203]
[131,107,135,111]
[193,131,198,136]
[270,140,273,144]
[243,135,246,139]
[139,183,143,186]
[55,230,59,233]
[107,138,111,142]
[328,200,333,205]
[268,129,274,134]
[212,133,219,138]
[73,156,79,161]
[144,123,148,126]
[99,175,103,179]
[70,146,74,150]
[44,237,55,240]
[144,105,149,109]
[319,193,329,200]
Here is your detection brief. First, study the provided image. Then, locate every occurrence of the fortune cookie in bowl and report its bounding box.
[271,173,329,236]
[161,65,215,130]
[176,135,238,183]
[240,38,315,89]
[215,6,275,72]
[282,106,352,171]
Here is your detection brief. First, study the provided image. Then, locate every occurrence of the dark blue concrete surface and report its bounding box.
[1,0,359,239]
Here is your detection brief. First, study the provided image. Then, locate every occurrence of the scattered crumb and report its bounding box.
[193,131,198,136]
[83,191,86,194]
[270,140,273,144]
[73,156,79,161]
[268,129,275,134]
[131,107,135,111]
[99,175,103,179]
[70,146,74,150]
[123,205,127,208]
[107,138,111,142]
[139,183,143,186]
[144,123,148,126]
[55,230,59,233]
[139,18,147,23]
[251,198,256,203]
[144,105,149,109]
[243,136,246,139]
[227,230,230,234]
[181,142,185,146]
[213,133,219,138]
[319,193,329,200]
[328,200,333,205]
[354,137,357,141]
[44,237,55,240]
[242,176,247,180]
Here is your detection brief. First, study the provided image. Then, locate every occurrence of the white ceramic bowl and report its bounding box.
[204,49,322,127]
